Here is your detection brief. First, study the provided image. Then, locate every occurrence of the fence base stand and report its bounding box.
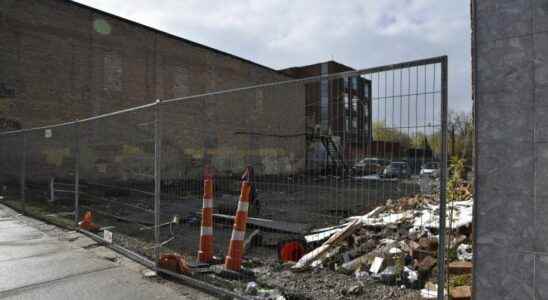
[78,228,154,268]
[156,268,249,300]
[77,228,247,300]
[211,264,256,281]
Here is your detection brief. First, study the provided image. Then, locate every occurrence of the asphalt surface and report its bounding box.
[0,204,216,300]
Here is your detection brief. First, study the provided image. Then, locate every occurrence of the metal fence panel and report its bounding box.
[0,56,450,300]
[23,124,77,226]
[154,57,449,299]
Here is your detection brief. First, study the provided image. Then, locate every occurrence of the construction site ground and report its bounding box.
[0,176,427,299]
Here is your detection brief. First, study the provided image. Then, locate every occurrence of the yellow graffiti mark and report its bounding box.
[183,147,288,157]
[43,147,70,166]
[122,144,144,156]
[0,100,9,112]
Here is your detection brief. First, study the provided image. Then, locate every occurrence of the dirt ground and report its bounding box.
[254,263,422,300]
[1,175,424,299]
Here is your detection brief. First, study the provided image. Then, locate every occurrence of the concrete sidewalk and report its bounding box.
[0,204,215,300]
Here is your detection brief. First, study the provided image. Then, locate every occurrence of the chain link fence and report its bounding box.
[0,57,458,300]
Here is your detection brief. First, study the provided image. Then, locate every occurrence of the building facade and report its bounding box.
[280,61,373,166]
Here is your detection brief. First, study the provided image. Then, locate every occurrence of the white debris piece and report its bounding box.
[414,200,473,229]
[362,211,414,227]
[369,257,384,274]
[404,266,418,283]
[293,244,330,270]
[311,246,341,268]
[142,269,157,278]
[457,243,473,261]
[346,199,473,231]
[245,282,258,295]
[305,226,347,243]
[389,247,403,255]
[346,206,383,223]
[420,284,447,299]
[379,238,396,245]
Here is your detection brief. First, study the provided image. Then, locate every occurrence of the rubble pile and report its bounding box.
[282,194,474,299]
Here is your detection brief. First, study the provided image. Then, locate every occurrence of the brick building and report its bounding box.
[0,0,370,181]
[280,62,372,166]
[0,0,294,129]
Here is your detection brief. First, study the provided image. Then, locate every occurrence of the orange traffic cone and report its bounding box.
[224,168,253,271]
[197,178,214,263]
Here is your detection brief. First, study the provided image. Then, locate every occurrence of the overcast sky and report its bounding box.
[75,0,471,113]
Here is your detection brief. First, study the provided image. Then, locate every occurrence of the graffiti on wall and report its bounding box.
[0,118,21,130]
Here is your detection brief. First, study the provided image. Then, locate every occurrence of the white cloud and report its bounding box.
[74,0,471,112]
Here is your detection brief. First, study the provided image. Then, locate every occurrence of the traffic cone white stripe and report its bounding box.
[231,230,246,241]
[237,201,249,213]
[203,198,213,208]
[201,226,213,236]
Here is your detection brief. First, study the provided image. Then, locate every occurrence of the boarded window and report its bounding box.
[104,53,122,91]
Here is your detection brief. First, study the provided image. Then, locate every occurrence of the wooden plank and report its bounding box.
[292,219,361,271]
[244,229,261,251]
[211,213,311,234]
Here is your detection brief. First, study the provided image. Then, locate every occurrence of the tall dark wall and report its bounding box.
[473,0,548,299]
[0,0,306,180]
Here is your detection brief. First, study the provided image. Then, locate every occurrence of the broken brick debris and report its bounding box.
[448,261,473,275]
[450,285,472,300]
[281,194,474,294]
[417,256,436,273]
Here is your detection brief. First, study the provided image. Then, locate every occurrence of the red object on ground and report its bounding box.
[159,254,191,274]
[78,211,99,232]
[278,240,306,262]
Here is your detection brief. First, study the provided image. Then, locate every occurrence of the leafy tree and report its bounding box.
[372,121,412,148]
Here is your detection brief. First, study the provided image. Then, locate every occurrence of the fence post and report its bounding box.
[437,56,448,300]
[74,121,80,226]
[154,99,162,268]
[20,131,26,212]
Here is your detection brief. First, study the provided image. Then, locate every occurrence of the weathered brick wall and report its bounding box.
[0,0,305,181]
[473,0,548,299]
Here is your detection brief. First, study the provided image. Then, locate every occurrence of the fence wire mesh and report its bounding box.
[0,57,457,300]
[0,133,23,210]
[78,107,156,259]
[24,124,77,226]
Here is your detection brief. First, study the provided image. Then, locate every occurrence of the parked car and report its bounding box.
[381,161,411,178]
[352,158,390,176]
[420,162,440,176]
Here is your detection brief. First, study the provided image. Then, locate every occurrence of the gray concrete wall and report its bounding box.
[473,0,548,299]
